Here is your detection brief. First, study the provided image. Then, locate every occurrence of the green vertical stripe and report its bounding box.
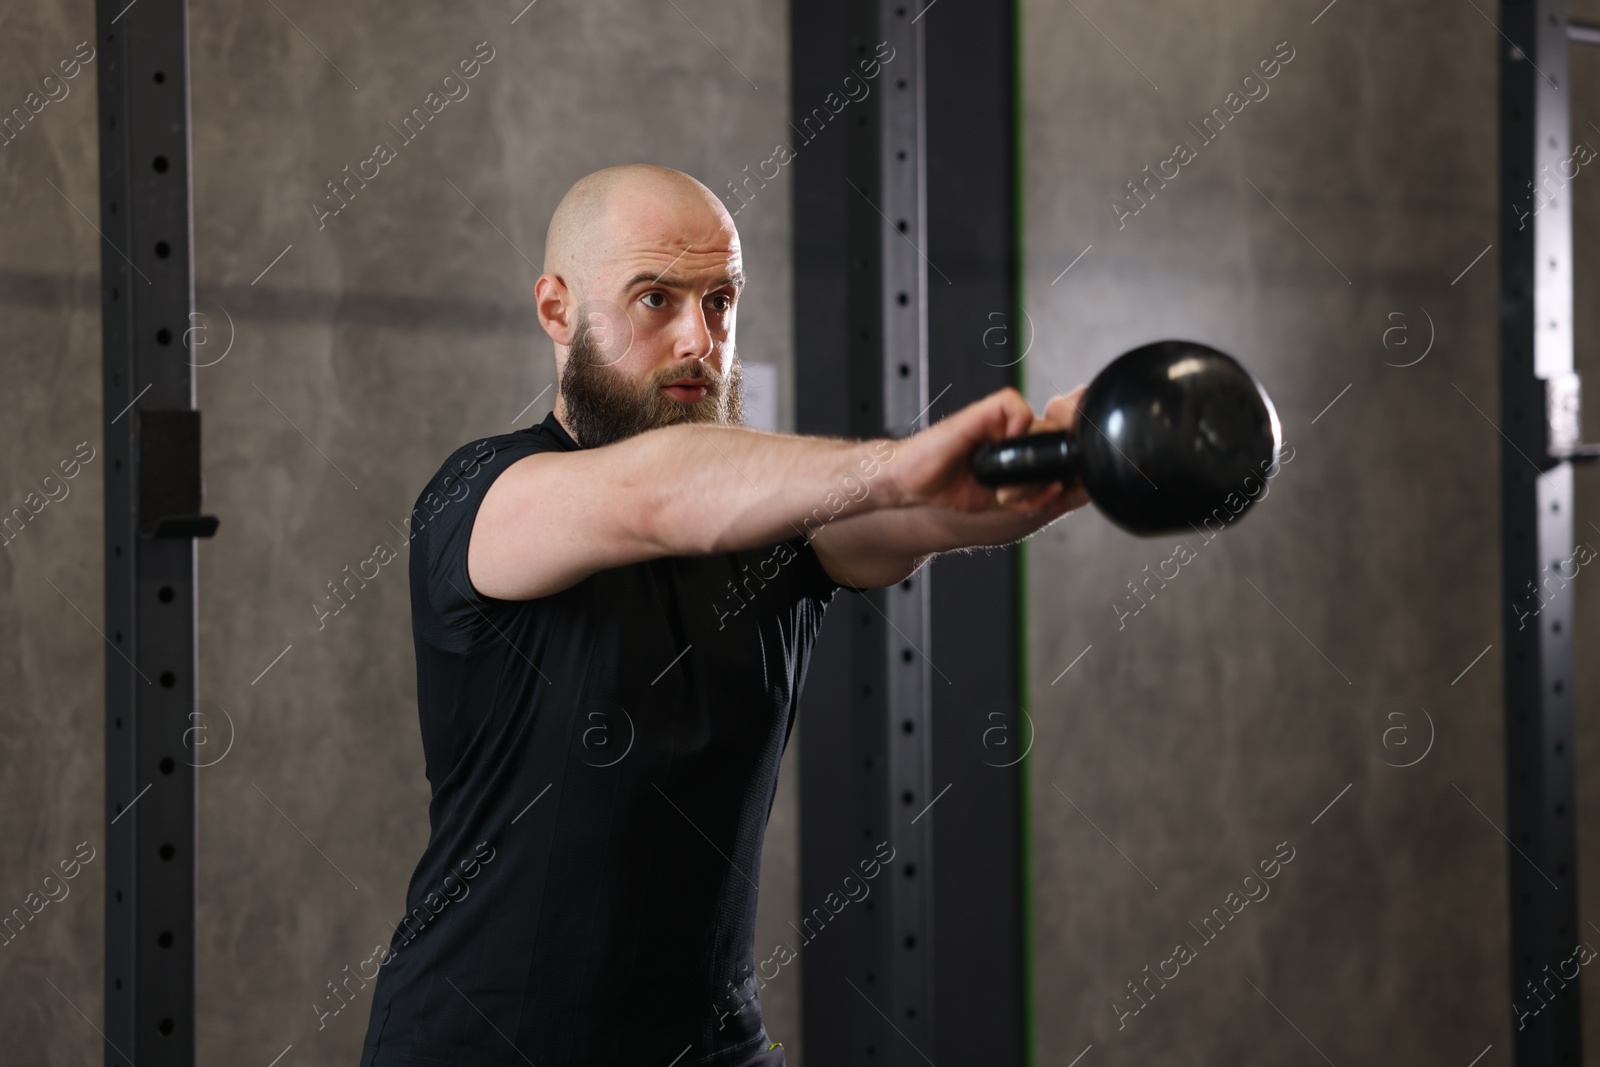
[1012,0,1035,1064]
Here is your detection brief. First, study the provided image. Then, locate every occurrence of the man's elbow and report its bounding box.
[822,551,930,591]
[629,491,689,558]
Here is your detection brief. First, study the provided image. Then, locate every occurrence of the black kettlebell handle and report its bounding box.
[971,429,1080,486]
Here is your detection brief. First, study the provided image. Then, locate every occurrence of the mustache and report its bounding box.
[655,363,723,386]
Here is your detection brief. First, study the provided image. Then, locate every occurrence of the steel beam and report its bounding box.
[96,0,212,1063]
[1497,1,1595,1062]
[793,3,933,1061]
[795,1,1024,1062]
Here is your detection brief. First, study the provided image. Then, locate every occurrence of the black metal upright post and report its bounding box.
[924,5,1029,1063]
[1497,3,1600,1063]
[793,4,934,1063]
[794,1,1024,1062]
[96,1,213,1063]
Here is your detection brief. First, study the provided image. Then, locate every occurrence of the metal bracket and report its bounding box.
[1544,373,1600,463]
[136,409,219,539]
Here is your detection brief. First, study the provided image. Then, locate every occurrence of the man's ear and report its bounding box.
[535,274,575,345]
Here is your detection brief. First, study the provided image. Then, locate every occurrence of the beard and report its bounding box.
[558,323,745,448]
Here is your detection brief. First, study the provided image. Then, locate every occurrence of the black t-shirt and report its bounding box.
[360,411,840,1066]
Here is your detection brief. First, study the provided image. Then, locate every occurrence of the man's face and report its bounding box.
[557,238,746,449]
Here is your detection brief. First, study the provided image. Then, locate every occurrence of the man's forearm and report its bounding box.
[825,502,1059,557]
[807,500,1069,589]
[614,423,906,557]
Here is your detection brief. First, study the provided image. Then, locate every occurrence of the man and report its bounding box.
[359,164,1087,1066]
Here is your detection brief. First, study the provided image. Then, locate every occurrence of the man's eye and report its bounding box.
[642,292,667,309]
[709,295,732,312]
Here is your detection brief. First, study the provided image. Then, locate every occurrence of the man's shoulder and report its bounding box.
[405,425,568,646]
[416,425,563,506]
[439,424,563,477]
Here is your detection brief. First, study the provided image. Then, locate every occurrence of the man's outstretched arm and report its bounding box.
[468,387,1047,601]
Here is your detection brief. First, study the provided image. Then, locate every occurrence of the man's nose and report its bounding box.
[672,306,715,358]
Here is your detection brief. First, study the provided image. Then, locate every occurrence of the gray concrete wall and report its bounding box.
[1020,0,1600,1062]
[0,2,804,1064]
[0,0,115,1060]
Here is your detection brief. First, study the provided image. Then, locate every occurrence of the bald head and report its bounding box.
[544,164,738,305]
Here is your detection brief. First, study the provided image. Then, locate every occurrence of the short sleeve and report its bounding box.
[411,436,545,649]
